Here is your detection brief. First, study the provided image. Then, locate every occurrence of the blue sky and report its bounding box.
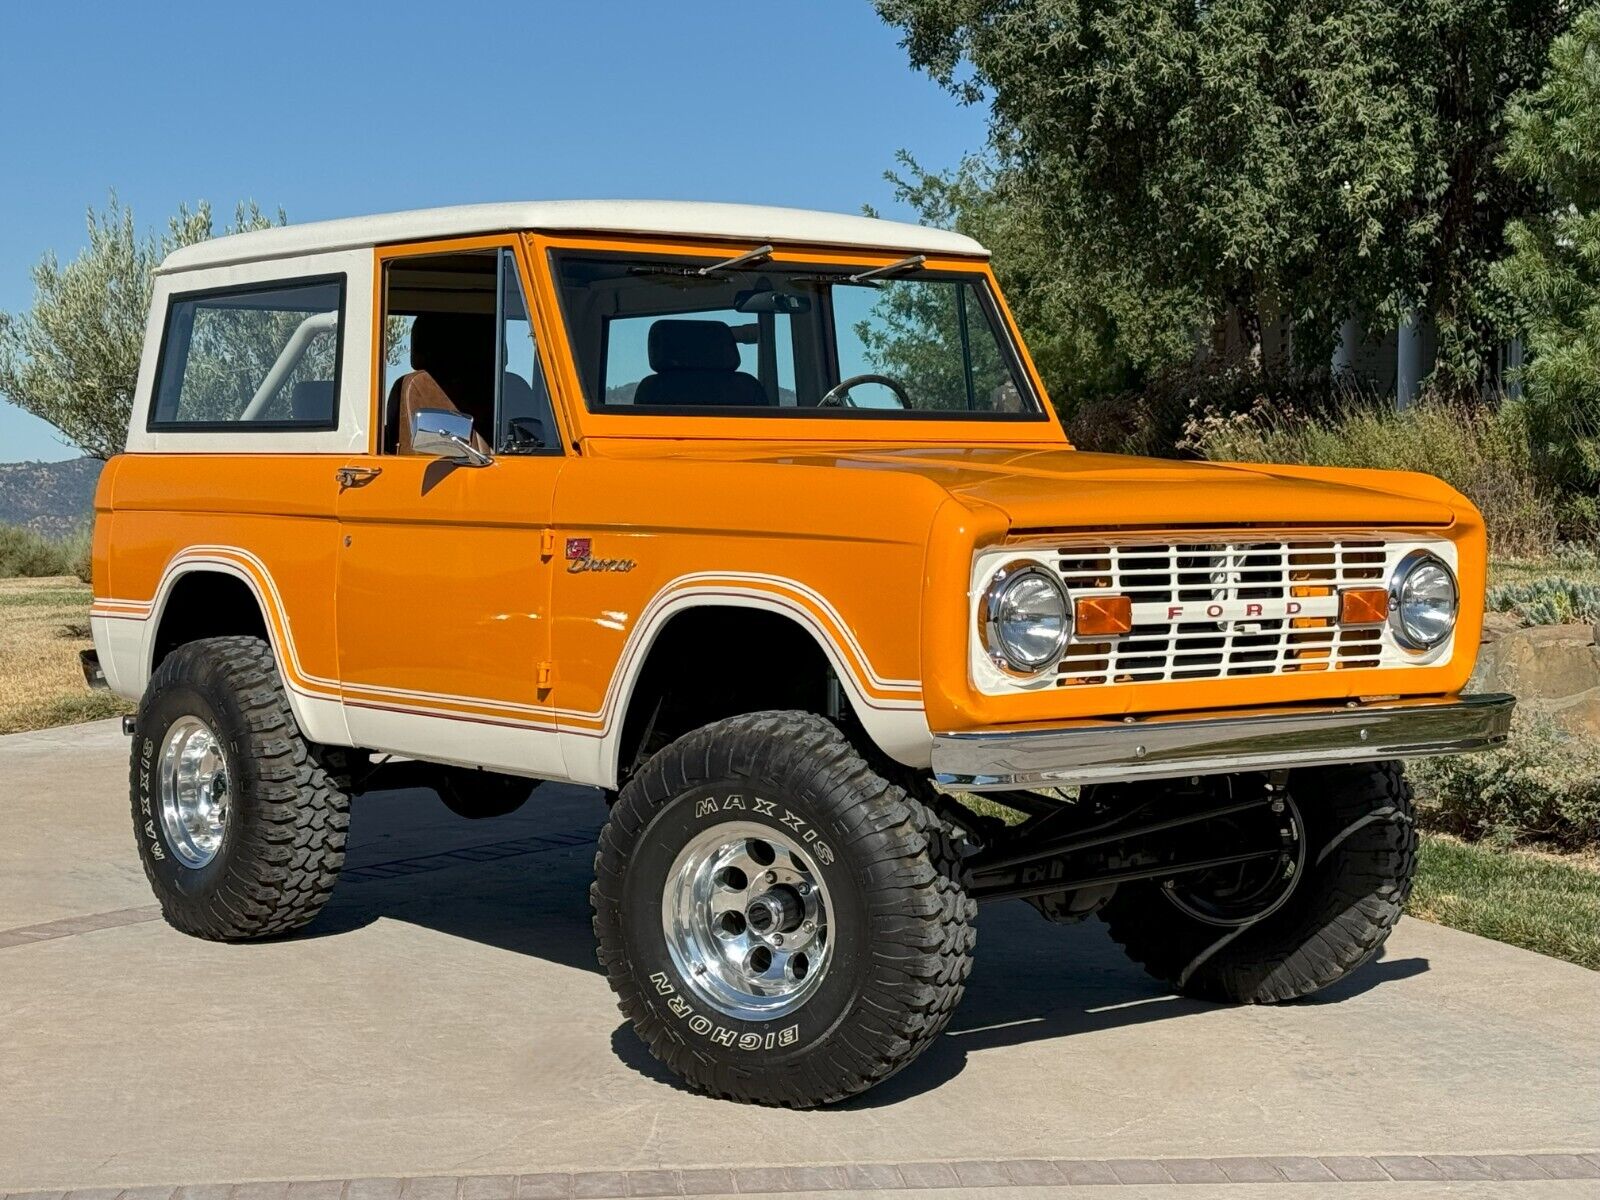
[0,1,988,462]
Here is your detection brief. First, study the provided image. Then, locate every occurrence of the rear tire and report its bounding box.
[592,711,976,1107]
[130,636,349,940]
[1100,761,1416,1002]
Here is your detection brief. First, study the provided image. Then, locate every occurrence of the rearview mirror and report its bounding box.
[412,408,492,467]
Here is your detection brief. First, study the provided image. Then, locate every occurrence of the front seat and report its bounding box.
[386,312,496,454]
[632,320,769,408]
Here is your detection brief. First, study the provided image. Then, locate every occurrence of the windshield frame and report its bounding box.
[527,233,1069,446]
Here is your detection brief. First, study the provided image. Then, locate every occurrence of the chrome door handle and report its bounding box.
[336,466,383,489]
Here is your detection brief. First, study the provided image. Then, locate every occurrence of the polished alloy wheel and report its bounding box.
[1161,793,1307,927]
[158,715,231,868]
[662,820,832,1020]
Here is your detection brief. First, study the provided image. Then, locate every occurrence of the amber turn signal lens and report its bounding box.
[1340,588,1390,625]
[1075,594,1133,636]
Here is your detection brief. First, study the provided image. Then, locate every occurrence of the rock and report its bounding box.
[1470,623,1600,739]
[1480,610,1523,644]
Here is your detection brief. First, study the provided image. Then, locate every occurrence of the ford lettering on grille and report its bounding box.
[1045,539,1430,687]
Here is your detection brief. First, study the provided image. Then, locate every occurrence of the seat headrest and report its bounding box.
[411,312,495,376]
[647,320,740,373]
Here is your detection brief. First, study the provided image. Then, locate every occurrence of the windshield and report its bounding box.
[551,250,1042,420]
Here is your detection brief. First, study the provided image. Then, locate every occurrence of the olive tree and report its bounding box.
[0,197,282,458]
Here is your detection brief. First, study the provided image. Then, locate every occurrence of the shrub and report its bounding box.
[0,524,81,578]
[1182,394,1559,558]
[1489,577,1600,626]
[1410,713,1600,849]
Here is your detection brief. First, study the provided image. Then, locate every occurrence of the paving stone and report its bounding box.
[1269,1157,1337,1183]
[67,1188,128,1200]
[667,1172,729,1198]
[623,1172,681,1198]
[1484,1155,1555,1180]
[8,1192,67,1200]
[120,1189,177,1200]
[780,1167,844,1193]
[1374,1156,1445,1181]
[345,1183,403,1200]
[1528,1154,1600,1179]
[892,1162,958,1189]
[232,1184,291,1200]
[1320,1156,1389,1182]
[1106,1159,1172,1184]
[173,1187,233,1200]
[399,1181,459,1200]
[727,1168,788,1195]
[1214,1157,1283,1183]
[1057,1160,1118,1185]
[841,1164,904,1191]
[950,1161,1010,1188]
[1161,1159,1228,1184]
[1424,1155,1495,1180]
[999,1160,1064,1187]
[570,1174,629,1200]
[514,1176,573,1200]
[460,1178,515,1200]
[285,1183,346,1200]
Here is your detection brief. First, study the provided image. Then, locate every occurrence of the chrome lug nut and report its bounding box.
[765,870,778,884]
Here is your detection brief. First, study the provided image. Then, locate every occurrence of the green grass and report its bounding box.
[1408,833,1600,970]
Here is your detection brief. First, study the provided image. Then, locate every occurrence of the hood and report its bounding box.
[613,442,1462,530]
[829,446,1460,529]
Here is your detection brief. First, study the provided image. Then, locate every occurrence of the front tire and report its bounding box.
[592,711,975,1107]
[130,636,350,940]
[1100,761,1416,1002]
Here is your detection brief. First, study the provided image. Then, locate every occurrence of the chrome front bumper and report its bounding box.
[931,693,1516,791]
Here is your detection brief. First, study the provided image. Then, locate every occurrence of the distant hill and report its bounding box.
[0,458,102,538]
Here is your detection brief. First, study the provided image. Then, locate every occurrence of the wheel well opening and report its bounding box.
[617,607,835,779]
[152,572,270,670]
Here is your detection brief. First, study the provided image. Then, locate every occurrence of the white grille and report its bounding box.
[1050,539,1396,687]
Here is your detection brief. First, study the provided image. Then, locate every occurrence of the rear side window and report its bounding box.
[149,277,345,430]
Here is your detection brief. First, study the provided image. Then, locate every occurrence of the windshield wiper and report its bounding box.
[791,253,928,288]
[845,254,926,285]
[627,244,774,280]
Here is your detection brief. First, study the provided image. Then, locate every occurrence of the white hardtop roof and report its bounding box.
[156,200,989,274]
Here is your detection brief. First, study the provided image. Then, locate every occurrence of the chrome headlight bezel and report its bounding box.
[978,559,1073,676]
[1388,550,1459,652]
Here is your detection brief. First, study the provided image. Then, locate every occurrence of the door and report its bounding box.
[335,241,567,777]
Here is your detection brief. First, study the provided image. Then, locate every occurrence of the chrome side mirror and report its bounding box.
[412,408,492,467]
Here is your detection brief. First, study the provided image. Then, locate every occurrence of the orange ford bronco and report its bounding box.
[86,201,1512,1107]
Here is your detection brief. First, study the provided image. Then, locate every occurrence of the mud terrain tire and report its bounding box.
[592,711,976,1107]
[131,636,349,940]
[1100,761,1416,1002]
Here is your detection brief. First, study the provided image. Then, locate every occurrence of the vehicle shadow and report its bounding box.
[304,783,1429,1106]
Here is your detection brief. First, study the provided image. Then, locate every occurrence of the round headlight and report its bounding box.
[1389,551,1459,651]
[980,561,1072,674]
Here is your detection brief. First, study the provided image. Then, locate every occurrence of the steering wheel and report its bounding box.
[818,373,912,409]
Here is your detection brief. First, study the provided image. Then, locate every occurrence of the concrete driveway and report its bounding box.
[2,720,1597,1199]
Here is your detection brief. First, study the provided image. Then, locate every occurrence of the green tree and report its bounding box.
[1495,7,1600,534]
[876,0,1573,394]
[0,196,282,458]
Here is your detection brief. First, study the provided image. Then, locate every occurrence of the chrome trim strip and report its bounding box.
[932,693,1515,791]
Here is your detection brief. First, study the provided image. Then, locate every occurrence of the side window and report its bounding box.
[602,308,796,406]
[380,249,559,454]
[150,278,343,429]
[495,249,560,452]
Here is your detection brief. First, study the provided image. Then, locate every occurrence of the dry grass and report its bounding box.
[0,575,130,734]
